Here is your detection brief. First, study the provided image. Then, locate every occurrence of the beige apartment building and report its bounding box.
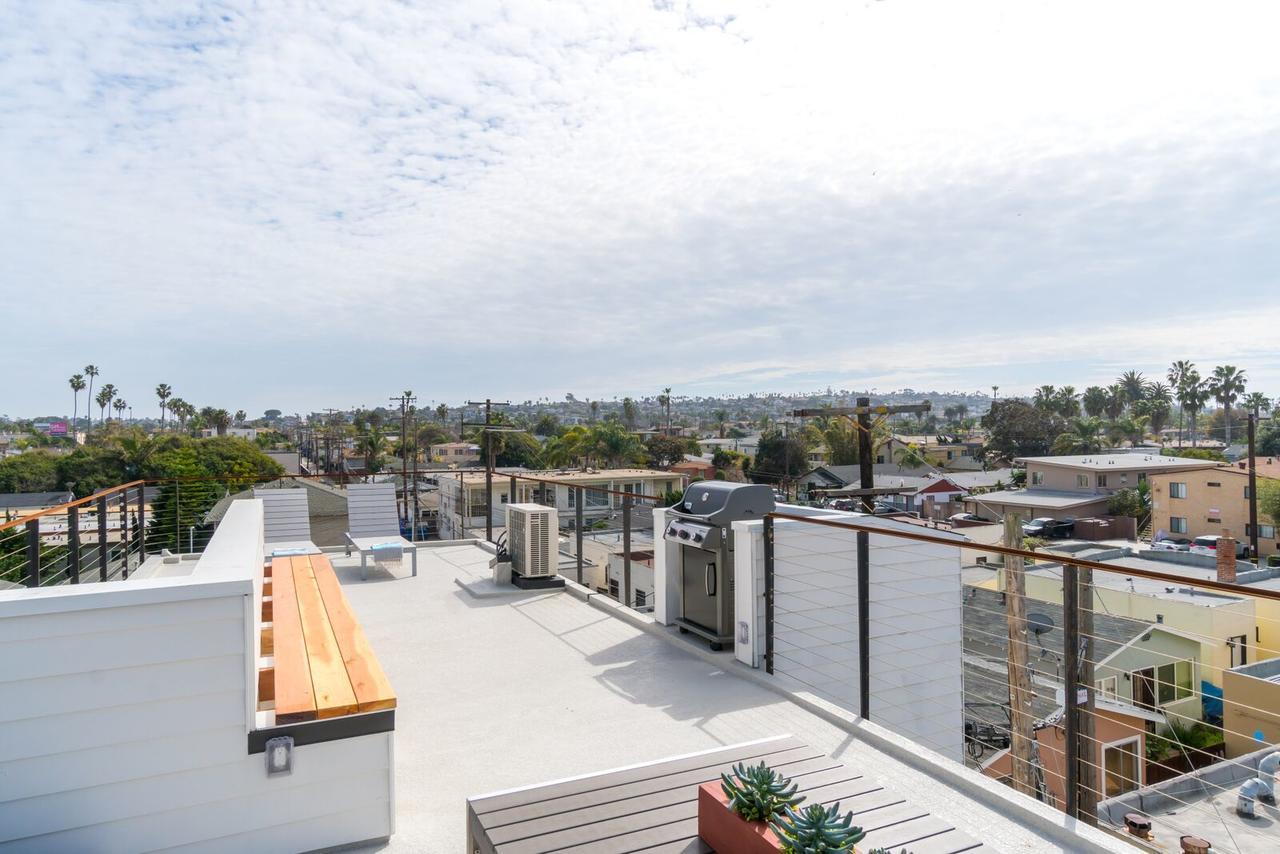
[430,441,481,466]
[1149,465,1279,556]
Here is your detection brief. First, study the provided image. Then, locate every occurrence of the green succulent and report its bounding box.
[720,761,803,822]
[769,801,866,854]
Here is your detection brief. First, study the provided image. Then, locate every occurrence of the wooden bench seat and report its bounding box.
[262,554,396,723]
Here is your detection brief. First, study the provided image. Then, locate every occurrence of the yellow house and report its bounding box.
[1148,464,1279,557]
[1222,658,1280,758]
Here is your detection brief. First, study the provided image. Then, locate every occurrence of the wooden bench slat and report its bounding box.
[487,755,852,844]
[471,737,809,815]
[270,556,315,723]
[292,556,359,719]
[310,553,396,713]
[481,745,825,830]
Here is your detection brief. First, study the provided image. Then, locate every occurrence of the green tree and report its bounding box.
[1054,386,1080,418]
[645,434,689,468]
[156,383,172,426]
[895,443,930,469]
[713,408,729,438]
[1243,392,1271,421]
[1208,365,1247,445]
[69,374,85,435]
[1106,485,1149,520]
[1117,370,1149,408]
[1103,384,1127,420]
[1082,386,1108,418]
[1259,480,1280,531]
[980,400,1061,462]
[435,403,449,422]
[750,429,811,487]
[590,422,644,468]
[0,451,60,493]
[1032,385,1057,410]
[1259,422,1280,456]
[83,364,98,437]
[621,397,638,429]
[659,387,673,434]
[1167,360,1195,447]
[1051,417,1107,455]
[112,398,127,422]
[95,387,112,426]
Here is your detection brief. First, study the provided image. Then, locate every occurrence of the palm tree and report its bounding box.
[1082,386,1108,418]
[1208,365,1247,445]
[713,409,728,438]
[96,383,117,427]
[1168,360,1194,447]
[622,397,638,429]
[69,374,85,435]
[1243,392,1271,421]
[83,365,99,436]
[589,400,600,422]
[660,387,673,435]
[1032,385,1057,410]
[1107,415,1147,448]
[1133,398,1171,442]
[1117,370,1148,409]
[113,398,127,422]
[435,403,449,422]
[895,443,930,469]
[210,408,231,436]
[1052,417,1107,455]
[1103,384,1127,420]
[1054,386,1079,418]
[235,409,246,426]
[155,384,172,426]
[167,397,188,432]
[95,388,111,426]
[1180,373,1209,446]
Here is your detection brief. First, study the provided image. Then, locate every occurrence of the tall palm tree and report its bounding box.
[1054,386,1079,418]
[1103,384,1127,420]
[435,403,449,422]
[69,374,85,436]
[113,398,127,422]
[1117,371,1148,409]
[210,408,231,436]
[1243,392,1271,421]
[234,409,246,426]
[83,365,99,436]
[1032,385,1057,410]
[713,408,728,438]
[1082,386,1108,418]
[1168,360,1194,448]
[95,388,111,426]
[1208,365,1247,445]
[660,387,673,435]
[155,383,172,426]
[622,397,638,429]
[1180,372,1209,447]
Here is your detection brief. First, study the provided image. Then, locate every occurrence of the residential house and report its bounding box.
[965,454,1221,522]
[605,548,655,608]
[669,458,715,481]
[429,441,480,466]
[198,426,262,440]
[435,468,678,539]
[1149,463,1279,556]
[0,491,74,519]
[1093,625,1205,724]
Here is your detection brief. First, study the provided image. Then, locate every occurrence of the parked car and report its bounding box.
[1190,535,1248,558]
[1022,517,1074,538]
[949,512,981,523]
[1150,536,1192,552]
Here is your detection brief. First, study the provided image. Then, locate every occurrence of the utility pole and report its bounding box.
[1248,414,1259,561]
[1003,512,1036,797]
[391,392,417,526]
[465,399,511,543]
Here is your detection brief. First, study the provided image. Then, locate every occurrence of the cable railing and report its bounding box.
[760,509,1280,853]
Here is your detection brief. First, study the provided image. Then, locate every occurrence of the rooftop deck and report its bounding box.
[327,542,1123,852]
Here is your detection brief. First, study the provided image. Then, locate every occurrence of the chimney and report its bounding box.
[1218,532,1237,584]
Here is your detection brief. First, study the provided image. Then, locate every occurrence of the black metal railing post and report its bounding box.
[622,494,632,606]
[137,483,146,559]
[509,475,516,511]
[120,491,130,579]
[1063,561,1080,819]
[575,487,584,584]
[857,529,870,720]
[97,496,108,581]
[68,505,80,583]
[25,519,39,588]
[764,515,775,674]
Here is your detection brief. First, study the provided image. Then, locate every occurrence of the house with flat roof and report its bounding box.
[963,454,1221,522]
[1149,464,1279,556]
[428,441,480,466]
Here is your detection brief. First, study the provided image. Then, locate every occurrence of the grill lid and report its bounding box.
[673,481,775,525]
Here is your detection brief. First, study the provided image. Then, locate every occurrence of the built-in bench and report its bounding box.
[259,553,396,722]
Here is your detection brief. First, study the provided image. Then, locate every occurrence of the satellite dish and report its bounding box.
[1028,613,1055,636]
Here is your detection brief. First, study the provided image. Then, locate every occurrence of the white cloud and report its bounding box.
[1,0,1278,415]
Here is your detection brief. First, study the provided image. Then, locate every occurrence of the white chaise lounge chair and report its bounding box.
[344,482,419,580]
[253,487,321,557]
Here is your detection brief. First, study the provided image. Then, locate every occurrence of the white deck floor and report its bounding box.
[330,543,1115,853]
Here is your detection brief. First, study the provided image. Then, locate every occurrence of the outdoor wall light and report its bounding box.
[265,735,293,776]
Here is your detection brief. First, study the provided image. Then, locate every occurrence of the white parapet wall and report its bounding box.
[0,499,394,853]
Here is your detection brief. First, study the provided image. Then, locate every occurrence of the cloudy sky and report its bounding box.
[3,0,1278,417]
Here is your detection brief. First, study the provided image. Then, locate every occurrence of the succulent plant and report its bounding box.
[719,761,803,822]
[769,801,866,854]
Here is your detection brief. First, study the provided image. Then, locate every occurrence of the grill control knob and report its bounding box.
[694,533,704,542]
[678,530,690,540]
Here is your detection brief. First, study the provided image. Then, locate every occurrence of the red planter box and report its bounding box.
[697,782,784,854]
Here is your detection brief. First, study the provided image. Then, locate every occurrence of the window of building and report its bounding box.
[946,450,954,460]
[1120,474,1128,485]
[1207,517,1221,524]
[1169,482,1187,499]
[1032,471,1044,486]
[1155,661,1193,705]
[608,578,619,600]
[585,488,609,508]
[876,454,885,464]
[1230,635,1249,668]
[1170,516,1188,534]
[1245,485,1253,498]
[1207,481,1221,488]
[1103,740,1141,798]
[1138,472,1147,483]
[1098,676,1118,700]
[1261,524,1276,539]
[1097,474,1108,488]
[1077,474,1089,488]
[634,589,647,607]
